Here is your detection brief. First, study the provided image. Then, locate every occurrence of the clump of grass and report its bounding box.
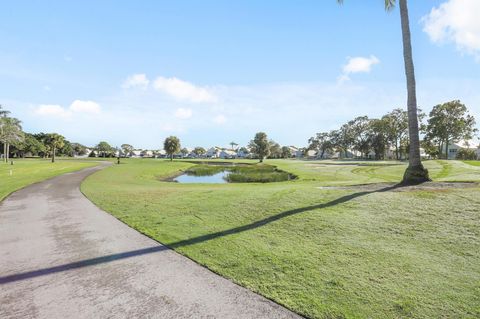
[227,171,293,183]
[184,165,225,176]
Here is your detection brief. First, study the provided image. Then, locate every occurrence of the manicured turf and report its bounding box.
[0,158,97,201]
[81,159,480,319]
[464,160,480,167]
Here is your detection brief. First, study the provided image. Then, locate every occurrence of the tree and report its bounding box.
[180,148,189,157]
[164,136,180,161]
[60,140,74,157]
[0,105,10,117]
[369,118,389,160]
[425,100,477,160]
[248,132,270,162]
[308,132,334,159]
[121,144,134,157]
[330,124,354,159]
[269,140,282,159]
[338,0,429,184]
[71,143,87,156]
[382,108,408,160]
[96,141,113,157]
[0,117,24,163]
[193,147,206,157]
[456,148,477,160]
[346,116,373,159]
[229,141,238,150]
[46,133,65,163]
[281,146,292,159]
[14,133,46,157]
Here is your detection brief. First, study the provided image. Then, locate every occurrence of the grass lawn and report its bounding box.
[0,158,98,201]
[464,160,480,167]
[81,159,480,319]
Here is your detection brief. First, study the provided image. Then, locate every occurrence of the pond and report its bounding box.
[174,170,230,184]
[172,163,297,184]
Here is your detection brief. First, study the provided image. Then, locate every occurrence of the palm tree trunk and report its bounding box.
[3,143,6,163]
[52,147,55,163]
[400,0,430,184]
[6,143,10,162]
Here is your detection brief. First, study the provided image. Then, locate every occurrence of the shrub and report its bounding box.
[456,149,477,160]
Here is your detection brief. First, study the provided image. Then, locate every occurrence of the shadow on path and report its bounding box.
[0,184,400,285]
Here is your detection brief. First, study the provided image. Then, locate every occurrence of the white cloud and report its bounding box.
[122,74,150,89]
[213,114,226,124]
[153,76,217,103]
[34,104,70,118]
[64,56,73,62]
[43,85,51,91]
[422,0,480,61]
[338,55,380,83]
[174,107,193,119]
[70,100,101,114]
[343,55,380,74]
[34,100,101,118]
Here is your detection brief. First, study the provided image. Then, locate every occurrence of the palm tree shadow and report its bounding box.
[0,184,401,285]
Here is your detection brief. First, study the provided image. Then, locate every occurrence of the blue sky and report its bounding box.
[1,0,479,149]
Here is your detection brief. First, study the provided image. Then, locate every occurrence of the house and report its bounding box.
[443,139,479,159]
[206,147,221,158]
[141,150,154,158]
[219,150,237,159]
[237,149,250,158]
[131,149,143,158]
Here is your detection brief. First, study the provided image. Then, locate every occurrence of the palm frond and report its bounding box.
[385,0,396,11]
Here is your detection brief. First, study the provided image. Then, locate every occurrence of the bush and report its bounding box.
[456,149,477,160]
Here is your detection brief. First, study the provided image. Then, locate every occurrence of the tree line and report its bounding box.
[0,105,90,163]
[307,100,477,161]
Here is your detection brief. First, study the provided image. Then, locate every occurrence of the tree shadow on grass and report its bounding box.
[0,184,401,285]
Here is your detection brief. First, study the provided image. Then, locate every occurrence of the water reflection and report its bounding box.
[174,171,230,184]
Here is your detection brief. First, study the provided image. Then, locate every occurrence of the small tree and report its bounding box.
[456,148,477,160]
[121,144,134,157]
[193,147,206,157]
[248,132,270,163]
[96,141,113,157]
[308,132,335,159]
[164,136,181,161]
[425,100,477,160]
[46,133,65,163]
[281,146,292,159]
[180,148,189,157]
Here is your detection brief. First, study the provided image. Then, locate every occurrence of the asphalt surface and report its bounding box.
[0,163,301,319]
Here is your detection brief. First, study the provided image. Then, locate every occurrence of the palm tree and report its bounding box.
[0,117,24,163]
[230,141,238,151]
[46,133,65,163]
[337,0,430,184]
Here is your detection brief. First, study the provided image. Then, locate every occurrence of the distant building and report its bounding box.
[442,140,479,159]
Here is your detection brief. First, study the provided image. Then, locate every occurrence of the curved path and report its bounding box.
[0,163,300,319]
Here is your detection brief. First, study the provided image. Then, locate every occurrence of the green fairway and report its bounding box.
[0,159,98,201]
[81,159,480,319]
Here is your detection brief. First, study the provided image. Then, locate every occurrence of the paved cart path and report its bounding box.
[0,163,300,319]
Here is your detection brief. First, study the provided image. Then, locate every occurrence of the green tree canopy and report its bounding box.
[248,132,270,162]
[46,133,65,163]
[164,136,181,161]
[96,141,113,157]
[425,100,477,159]
[193,147,206,156]
[121,144,134,157]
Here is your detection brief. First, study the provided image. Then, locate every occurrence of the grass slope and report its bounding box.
[0,159,97,201]
[82,159,480,319]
